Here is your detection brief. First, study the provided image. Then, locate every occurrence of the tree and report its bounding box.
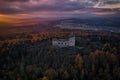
[42,76,48,80]
[111,53,117,64]
[75,54,84,70]
[95,49,100,56]
[44,68,58,80]
[102,43,111,52]
[62,70,69,80]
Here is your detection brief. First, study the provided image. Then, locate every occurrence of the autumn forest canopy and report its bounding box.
[0,31,120,80]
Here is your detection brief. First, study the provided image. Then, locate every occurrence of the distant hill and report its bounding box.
[55,16,120,27]
[53,16,120,33]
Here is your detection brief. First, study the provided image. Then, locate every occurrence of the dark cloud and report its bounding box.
[22,1,85,12]
[0,0,120,14]
[0,7,24,14]
[105,1,120,4]
[0,0,29,2]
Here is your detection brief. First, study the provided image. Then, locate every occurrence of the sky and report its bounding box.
[0,0,120,26]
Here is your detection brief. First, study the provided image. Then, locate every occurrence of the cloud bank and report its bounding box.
[0,0,120,17]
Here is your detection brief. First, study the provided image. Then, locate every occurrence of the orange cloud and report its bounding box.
[0,14,16,26]
[92,12,117,15]
[0,13,50,26]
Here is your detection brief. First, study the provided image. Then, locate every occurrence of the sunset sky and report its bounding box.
[0,0,120,26]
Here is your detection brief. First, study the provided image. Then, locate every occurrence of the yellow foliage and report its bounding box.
[42,76,48,80]
[75,54,83,69]
[111,54,117,63]
[95,49,100,56]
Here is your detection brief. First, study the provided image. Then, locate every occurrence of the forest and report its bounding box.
[0,31,120,80]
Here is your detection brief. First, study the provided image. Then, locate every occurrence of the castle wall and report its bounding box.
[68,37,75,46]
[52,36,75,47]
